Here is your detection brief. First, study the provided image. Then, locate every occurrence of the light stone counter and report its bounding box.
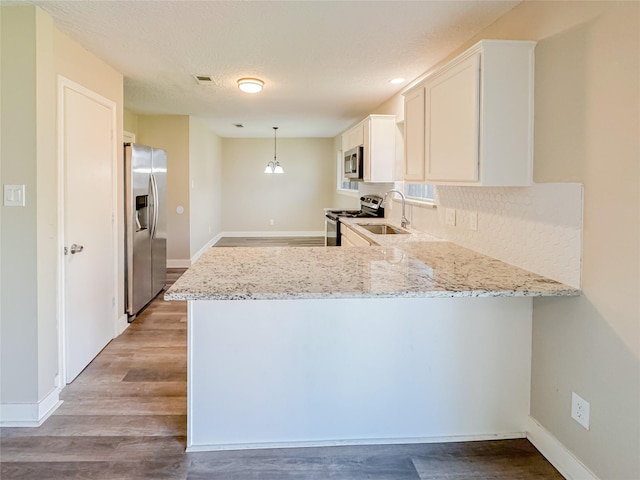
[339,217,445,247]
[165,229,579,301]
[167,223,579,452]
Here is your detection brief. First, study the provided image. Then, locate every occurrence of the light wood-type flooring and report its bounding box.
[213,236,325,247]
[1,242,564,479]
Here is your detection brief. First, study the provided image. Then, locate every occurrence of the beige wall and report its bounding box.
[137,115,191,263]
[474,3,639,479]
[371,2,640,478]
[1,5,123,408]
[54,15,124,324]
[123,112,222,263]
[123,108,138,135]
[222,138,334,232]
[1,6,50,404]
[189,117,223,256]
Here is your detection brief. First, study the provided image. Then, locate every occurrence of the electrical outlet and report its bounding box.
[571,391,590,430]
[469,211,478,231]
[445,208,456,226]
[269,219,275,226]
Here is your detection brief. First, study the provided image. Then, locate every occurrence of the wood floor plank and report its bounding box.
[0,262,564,479]
[0,415,187,438]
[53,396,186,416]
[61,381,187,399]
[1,460,189,480]
[213,236,325,247]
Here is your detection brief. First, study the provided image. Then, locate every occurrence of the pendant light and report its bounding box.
[264,127,284,174]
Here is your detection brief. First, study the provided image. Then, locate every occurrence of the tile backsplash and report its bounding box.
[390,183,583,288]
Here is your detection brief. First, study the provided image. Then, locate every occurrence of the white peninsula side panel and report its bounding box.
[187,296,533,451]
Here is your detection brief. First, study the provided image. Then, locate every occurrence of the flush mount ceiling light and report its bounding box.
[264,127,284,174]
[389,77,406,84]
[237,77,264,93]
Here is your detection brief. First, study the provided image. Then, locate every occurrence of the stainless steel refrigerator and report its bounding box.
[125,143,167,318]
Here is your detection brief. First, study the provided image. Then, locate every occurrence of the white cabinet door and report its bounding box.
[341,115,396,183]
[402,40,535,187]
[403,87,425,181]
[342,123,364,152]
[426,52,480,183]
[344,225,371,246]
[365,115,396,182]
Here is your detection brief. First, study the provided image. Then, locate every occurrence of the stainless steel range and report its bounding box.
[325,194,385,246]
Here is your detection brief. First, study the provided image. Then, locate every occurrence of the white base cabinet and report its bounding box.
[404,40,536,186]
[187,297,533,451]
[341,224,371,247]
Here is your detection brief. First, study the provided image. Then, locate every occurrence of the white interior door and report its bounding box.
[60,79,117,383]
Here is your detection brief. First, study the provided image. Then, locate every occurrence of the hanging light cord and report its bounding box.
[264,126,283,174]
[273,126,278,163]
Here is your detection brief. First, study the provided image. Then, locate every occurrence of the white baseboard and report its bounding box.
[187,431,526,452]
[526,416,599,480]
[191,233,223,264]
[168,259,191,268]
[222,230,325,238]
[169,232,325,270]
[0,387,63,427]
[115,313,129,336]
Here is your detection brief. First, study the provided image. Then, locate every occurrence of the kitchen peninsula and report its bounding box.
[165,229,579,452]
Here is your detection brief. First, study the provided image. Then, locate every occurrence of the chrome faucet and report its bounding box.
[383,189,410,228]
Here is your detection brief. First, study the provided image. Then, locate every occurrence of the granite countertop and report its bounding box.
[338,217,444,246]
[165,222,580,301]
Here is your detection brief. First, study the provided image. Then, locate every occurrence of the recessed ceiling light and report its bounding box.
[237,78,264,93]
[389,77,406,84]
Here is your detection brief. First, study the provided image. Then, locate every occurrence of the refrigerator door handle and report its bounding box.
[150,173,159,239]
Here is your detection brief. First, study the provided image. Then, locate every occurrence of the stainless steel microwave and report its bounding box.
[344,146,363,180]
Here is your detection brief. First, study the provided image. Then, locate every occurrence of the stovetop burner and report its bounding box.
[327,210,364,217]
[325,195,385,221]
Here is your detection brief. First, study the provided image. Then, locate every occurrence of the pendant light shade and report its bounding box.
[264,127,284,174]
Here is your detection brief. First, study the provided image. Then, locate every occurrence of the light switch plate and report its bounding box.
[4,184,25,207]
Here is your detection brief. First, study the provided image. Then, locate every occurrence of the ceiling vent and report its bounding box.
[193,74,213,85]
[233,123,244,128]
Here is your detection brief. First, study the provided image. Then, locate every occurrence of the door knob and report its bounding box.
[70,244,84,254]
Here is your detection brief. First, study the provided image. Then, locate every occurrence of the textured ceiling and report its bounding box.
[28,0,519,137]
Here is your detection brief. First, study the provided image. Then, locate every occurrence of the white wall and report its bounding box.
[189,117,223,259]
[221,138,334,233]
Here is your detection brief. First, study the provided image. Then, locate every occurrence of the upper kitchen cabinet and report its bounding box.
[342,114,396,183]
[403,88,426,181]
[342,122,364,152]
[403,40,536,186]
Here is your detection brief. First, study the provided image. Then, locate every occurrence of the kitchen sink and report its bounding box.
[357,224,410,235]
